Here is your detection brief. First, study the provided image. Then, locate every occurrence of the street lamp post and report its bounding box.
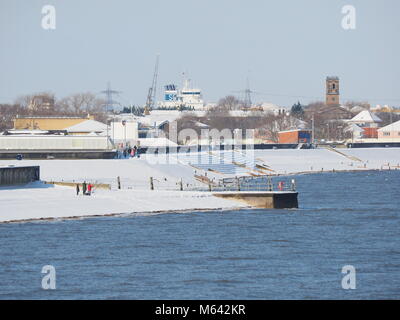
[122,120,127,148]
[326,123,329,142]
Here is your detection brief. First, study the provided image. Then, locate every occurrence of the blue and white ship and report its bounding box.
[158,77,205,110]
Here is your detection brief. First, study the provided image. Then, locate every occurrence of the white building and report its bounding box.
[347,110,382,127]
[110,120,139,147]
[378,120,400,141]
[0,135,112,150]
[258,102,288,115]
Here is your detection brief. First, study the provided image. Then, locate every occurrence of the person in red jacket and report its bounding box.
[87,183,92,196]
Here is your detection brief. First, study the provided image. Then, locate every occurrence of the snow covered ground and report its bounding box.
[0,183,246,223]
[253,147,400,174]
[1,147,399,222]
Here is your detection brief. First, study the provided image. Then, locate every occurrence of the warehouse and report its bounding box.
[278,129,312,144]
[0,134,112,150]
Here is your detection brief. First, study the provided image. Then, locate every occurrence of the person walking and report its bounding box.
[82,181,87,195]
[87,183,92,196]
[76,184,80,196]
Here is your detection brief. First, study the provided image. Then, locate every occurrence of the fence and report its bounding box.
[148,175,297,192]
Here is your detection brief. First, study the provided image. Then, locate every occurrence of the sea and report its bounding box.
[0,170,399,299]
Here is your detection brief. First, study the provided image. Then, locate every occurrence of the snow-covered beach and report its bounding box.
[1,147,399,223]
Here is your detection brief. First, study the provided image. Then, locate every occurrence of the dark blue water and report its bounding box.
[1,171,399,299]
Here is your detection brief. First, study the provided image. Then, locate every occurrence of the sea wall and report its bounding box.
[0,166,40,185]
[213,191,298,209]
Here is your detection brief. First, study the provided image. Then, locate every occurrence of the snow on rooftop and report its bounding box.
[349,110,382,123]
[65,119,107,133]
[138,137,178,147]
[345,123,364,132]
[378,120,400,132]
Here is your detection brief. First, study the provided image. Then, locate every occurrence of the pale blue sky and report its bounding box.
[0,0,399,107]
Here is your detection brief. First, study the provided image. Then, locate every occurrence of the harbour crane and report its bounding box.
[144,54,159,115]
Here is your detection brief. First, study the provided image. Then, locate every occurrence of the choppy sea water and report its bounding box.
[0,171,399,299]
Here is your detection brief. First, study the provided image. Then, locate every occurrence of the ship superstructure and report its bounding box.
[158,78,205,110]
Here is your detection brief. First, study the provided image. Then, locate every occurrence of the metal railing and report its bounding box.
[148,175,297,192]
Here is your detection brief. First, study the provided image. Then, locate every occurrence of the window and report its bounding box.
[383,132,390,136]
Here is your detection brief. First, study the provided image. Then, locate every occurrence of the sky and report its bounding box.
[0,0,399,107]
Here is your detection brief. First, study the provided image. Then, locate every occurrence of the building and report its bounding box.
[65,119,107,135]
[0,135,112,150]
[345,123,364,140]
[326,76,340,106]
[27,94,55,111]
[110,120,139,147]
[278,129,312,144]
[13,115,94,130]
[348,110,383,139]
[347,110,382,127]
[258,102,288,115]
[377,120,400,140]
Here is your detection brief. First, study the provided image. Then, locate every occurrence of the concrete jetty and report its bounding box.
[0,166,40,186]
[213,191,298,209]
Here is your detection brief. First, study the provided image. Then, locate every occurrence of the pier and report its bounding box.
[213,191,298,209]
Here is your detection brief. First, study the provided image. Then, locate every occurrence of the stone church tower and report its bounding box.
[326,76,340,106]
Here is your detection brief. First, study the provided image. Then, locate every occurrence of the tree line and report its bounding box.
[0,92,107,131]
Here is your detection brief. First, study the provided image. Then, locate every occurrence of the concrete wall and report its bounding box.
[213,191,298,209]
[378,130,400,139]
[0,166,40,185]
[0,150,116,160]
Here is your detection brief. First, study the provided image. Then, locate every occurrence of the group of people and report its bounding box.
[117,145,139,159]
[76,182,93,196]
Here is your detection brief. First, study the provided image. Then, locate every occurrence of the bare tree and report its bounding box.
[58,92,105,114]
[343,100,371,110]
[216,95,242,111]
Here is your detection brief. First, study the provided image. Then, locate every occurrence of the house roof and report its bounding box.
[65,120,107,133]
[345,123,364,132]
[138,137,178,147]
[349,110,382,123]
[378,120,400,132]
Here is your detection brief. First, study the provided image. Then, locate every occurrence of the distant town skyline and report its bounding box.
[1,0,399,107]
